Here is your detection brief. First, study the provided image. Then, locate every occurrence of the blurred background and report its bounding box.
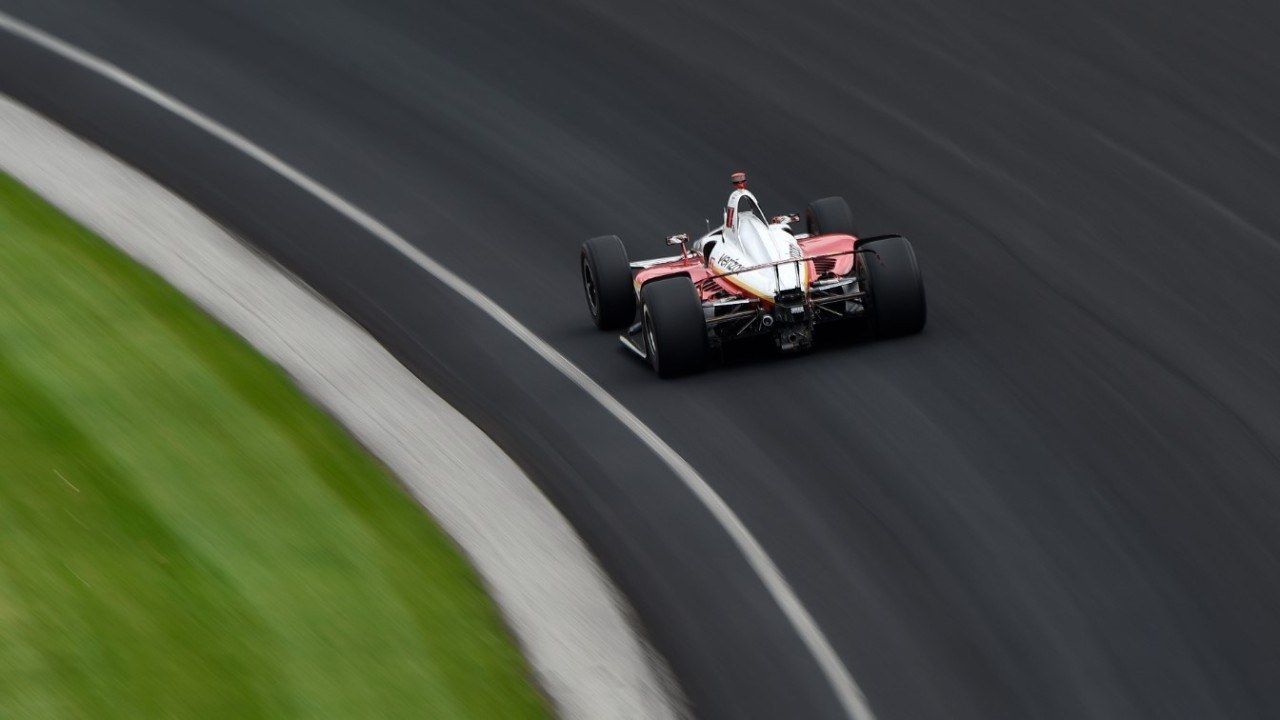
[3,1,1280,718]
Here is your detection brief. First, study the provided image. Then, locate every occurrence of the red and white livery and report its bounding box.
[580,172,926,377]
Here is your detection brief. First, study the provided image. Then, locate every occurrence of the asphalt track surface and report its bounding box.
[4,2,1280,718]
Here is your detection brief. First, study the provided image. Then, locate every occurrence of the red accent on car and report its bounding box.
[726,207,735,228]
[632,233,860,307]
[799,233,858,277]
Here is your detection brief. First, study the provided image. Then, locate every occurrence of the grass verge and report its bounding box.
[0,173,549,719]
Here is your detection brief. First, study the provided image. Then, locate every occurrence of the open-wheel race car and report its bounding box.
[580,172,926,377]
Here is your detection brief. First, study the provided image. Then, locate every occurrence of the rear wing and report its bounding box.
[630,234,901,283]
[704,235,900,282]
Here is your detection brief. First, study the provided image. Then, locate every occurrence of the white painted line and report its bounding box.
[0,92,681,720]
[0,13,874,720]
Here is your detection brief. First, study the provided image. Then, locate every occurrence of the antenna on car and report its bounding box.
[704,218,711,234]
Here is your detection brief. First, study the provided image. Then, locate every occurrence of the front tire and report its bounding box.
[581,235,635,329]
[640,277,706,377]
[806,196,857,236]
[860,235,926,337]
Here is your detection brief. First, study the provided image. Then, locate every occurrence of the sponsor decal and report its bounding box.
[718,254,746,272]
[713,255,770,301]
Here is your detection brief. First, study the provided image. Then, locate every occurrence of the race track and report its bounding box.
[4,1,1280,717]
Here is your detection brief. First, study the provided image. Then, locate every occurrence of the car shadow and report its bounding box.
[714,321,877,373]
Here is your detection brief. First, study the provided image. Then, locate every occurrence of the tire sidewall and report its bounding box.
[640,277,706,377]
[806,196,856,237]
[860,236,926,337]
[581,235,635,329]
[642,304,660,372]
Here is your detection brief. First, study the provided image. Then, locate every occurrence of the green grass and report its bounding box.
[0,174,549,720]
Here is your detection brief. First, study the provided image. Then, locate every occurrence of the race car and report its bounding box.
[580,171,926,377]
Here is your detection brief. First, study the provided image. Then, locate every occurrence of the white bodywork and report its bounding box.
[700,189,807,300]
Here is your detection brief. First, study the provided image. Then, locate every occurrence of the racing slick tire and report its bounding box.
[581,235,636,329]
[640,277,707,377]
[860,235,927,337]
[805,196,856,236]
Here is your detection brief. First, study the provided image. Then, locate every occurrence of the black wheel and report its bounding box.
[581,235,635,329]
[860,235,926,337]
[805,196,857,236]
[640,277,707,377]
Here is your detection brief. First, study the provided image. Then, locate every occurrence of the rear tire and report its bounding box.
[581,235,635,329]
[806,196,857,236]
[640,277,706,377]
[860,235,926,337]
